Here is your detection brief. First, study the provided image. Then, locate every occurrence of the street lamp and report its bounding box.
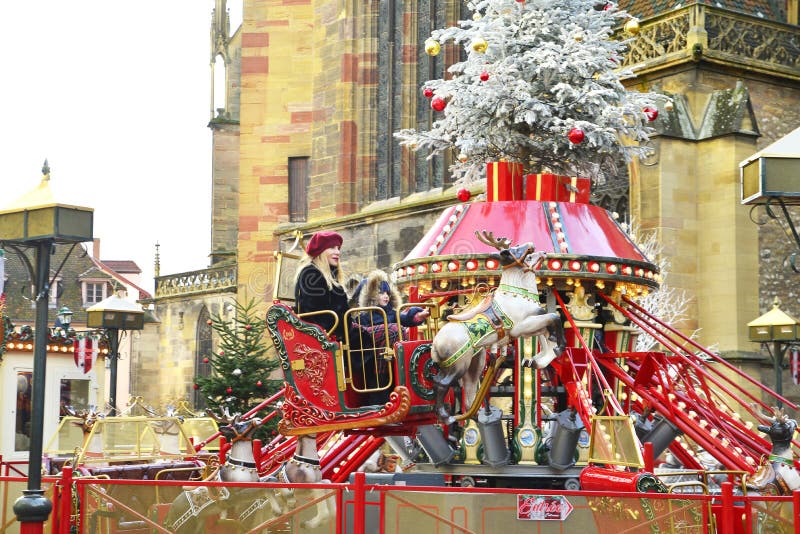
[0,161,93,534]
[55,306,73,330]
[86,294,144,415]
[748,297,800,408]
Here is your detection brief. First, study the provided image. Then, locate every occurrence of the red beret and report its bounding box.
[305,231,343,257]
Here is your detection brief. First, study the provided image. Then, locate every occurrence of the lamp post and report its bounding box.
[748,297,800,408]
[0,161,93,534]
[86,295,144,415]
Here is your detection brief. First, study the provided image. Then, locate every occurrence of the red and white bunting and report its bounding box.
[74,336,99,374]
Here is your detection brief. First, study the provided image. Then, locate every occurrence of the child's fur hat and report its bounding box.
[358,270,401,308]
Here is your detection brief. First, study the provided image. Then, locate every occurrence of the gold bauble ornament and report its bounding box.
[458,153,468,163]
[425,38,441,56]
[665,101,674,111]
[471,37,489,54]
[624,18,640,35]
[472,12,482,21]
[574,33,583,42]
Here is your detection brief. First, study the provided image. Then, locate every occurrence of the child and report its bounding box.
[351,270,429,404]
[354,270,429,345]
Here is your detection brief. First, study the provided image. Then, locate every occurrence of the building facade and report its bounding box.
[143,0,799,409]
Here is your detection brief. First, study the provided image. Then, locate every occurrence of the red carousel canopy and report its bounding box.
[393,167,658,295]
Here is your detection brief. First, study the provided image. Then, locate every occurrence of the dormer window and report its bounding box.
[82,280,110,306]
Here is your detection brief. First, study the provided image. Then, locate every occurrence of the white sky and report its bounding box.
[1,1,243,295]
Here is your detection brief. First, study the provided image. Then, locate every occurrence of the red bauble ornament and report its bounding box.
[256,380,263,387]
[431,96,447,112]
[193,384,199,390]
[226,387,233,394]
[479,71,489,81]
[457,188,471,202]
[206,319,212,326]
[203,357,209,363]
[643,106,659,121]
[245,324,252,331]
[604,2,612,9]
[568,128,585,144]
[423,87,434,98]
[219,350,225,356]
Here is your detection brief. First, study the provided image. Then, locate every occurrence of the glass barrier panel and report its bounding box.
[381,490,710,534]
[748,498,794,534]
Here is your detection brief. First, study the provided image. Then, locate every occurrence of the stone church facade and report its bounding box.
[138,0,800,408]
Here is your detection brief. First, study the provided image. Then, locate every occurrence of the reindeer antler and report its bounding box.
[475,230,511,250]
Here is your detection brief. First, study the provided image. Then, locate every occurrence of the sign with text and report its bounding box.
[517,494,573,521]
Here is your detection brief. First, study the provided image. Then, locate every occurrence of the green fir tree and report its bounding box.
[195,298,282,434]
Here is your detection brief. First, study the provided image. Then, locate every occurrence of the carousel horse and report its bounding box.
[746,408,800,495]
[273,433,332,530]
[164,411,282,533]
[430,231,566,424]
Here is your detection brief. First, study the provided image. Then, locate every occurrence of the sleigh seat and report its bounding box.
[265,302,410,435]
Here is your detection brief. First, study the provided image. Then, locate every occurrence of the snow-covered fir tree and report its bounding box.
[396,0,665,183]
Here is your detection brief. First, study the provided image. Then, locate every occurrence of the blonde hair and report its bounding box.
[295,250,345,290]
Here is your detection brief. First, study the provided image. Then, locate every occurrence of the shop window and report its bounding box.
[60,378,89,415]
[15,372,32,452]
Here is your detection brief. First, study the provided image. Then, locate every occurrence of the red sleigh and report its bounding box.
[265,302,439,436]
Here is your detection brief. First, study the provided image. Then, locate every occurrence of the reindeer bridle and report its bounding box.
[475,231,538,273]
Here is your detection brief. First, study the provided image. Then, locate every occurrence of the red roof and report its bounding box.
[101,260,141,274]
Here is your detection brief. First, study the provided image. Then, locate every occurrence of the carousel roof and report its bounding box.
[393,198,659,293]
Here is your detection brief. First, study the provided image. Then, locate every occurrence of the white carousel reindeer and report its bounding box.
[164,408,283,533]
[430,231,566,424]
[61,405,109,461]
[747,406,800,495]
[273,433,332,530]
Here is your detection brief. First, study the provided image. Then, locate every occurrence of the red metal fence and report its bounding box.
[3,466,800,534]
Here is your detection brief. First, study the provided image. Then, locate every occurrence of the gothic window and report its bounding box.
[289,157,309,222]
[194,307,213,408]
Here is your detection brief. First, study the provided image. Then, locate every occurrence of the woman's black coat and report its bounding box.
[294,264,350,341]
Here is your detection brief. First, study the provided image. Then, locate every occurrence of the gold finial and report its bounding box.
[42,159,50,180]
[154,242,161,278]
[772,296,782,308]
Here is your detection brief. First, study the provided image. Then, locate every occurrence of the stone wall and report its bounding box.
[133,292,234,406]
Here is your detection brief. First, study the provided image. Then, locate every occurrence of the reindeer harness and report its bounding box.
[439,300,514,368]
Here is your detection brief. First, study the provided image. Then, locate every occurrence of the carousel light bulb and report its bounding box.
[622,364,629,372]
[688,410,697,419]
[746,457,756,466]
[596,281,605,289]
[667,393,675,401]
[630,393,638,402]
[620,392,628,400]
[546,278,553,286]
[566,278,574,285]
[449,215,458,223]
[699,419,708,428]
[710,428,719,437]
[678,401,686,410]
[439,280,448,289]
[731,412,740,420]
[744,421,753,429]
[721,438,730,447]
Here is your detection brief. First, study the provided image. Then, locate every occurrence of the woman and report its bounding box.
[294,231,350,341]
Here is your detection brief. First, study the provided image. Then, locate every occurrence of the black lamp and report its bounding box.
[86,294,144,415]
[0,161,93,534]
